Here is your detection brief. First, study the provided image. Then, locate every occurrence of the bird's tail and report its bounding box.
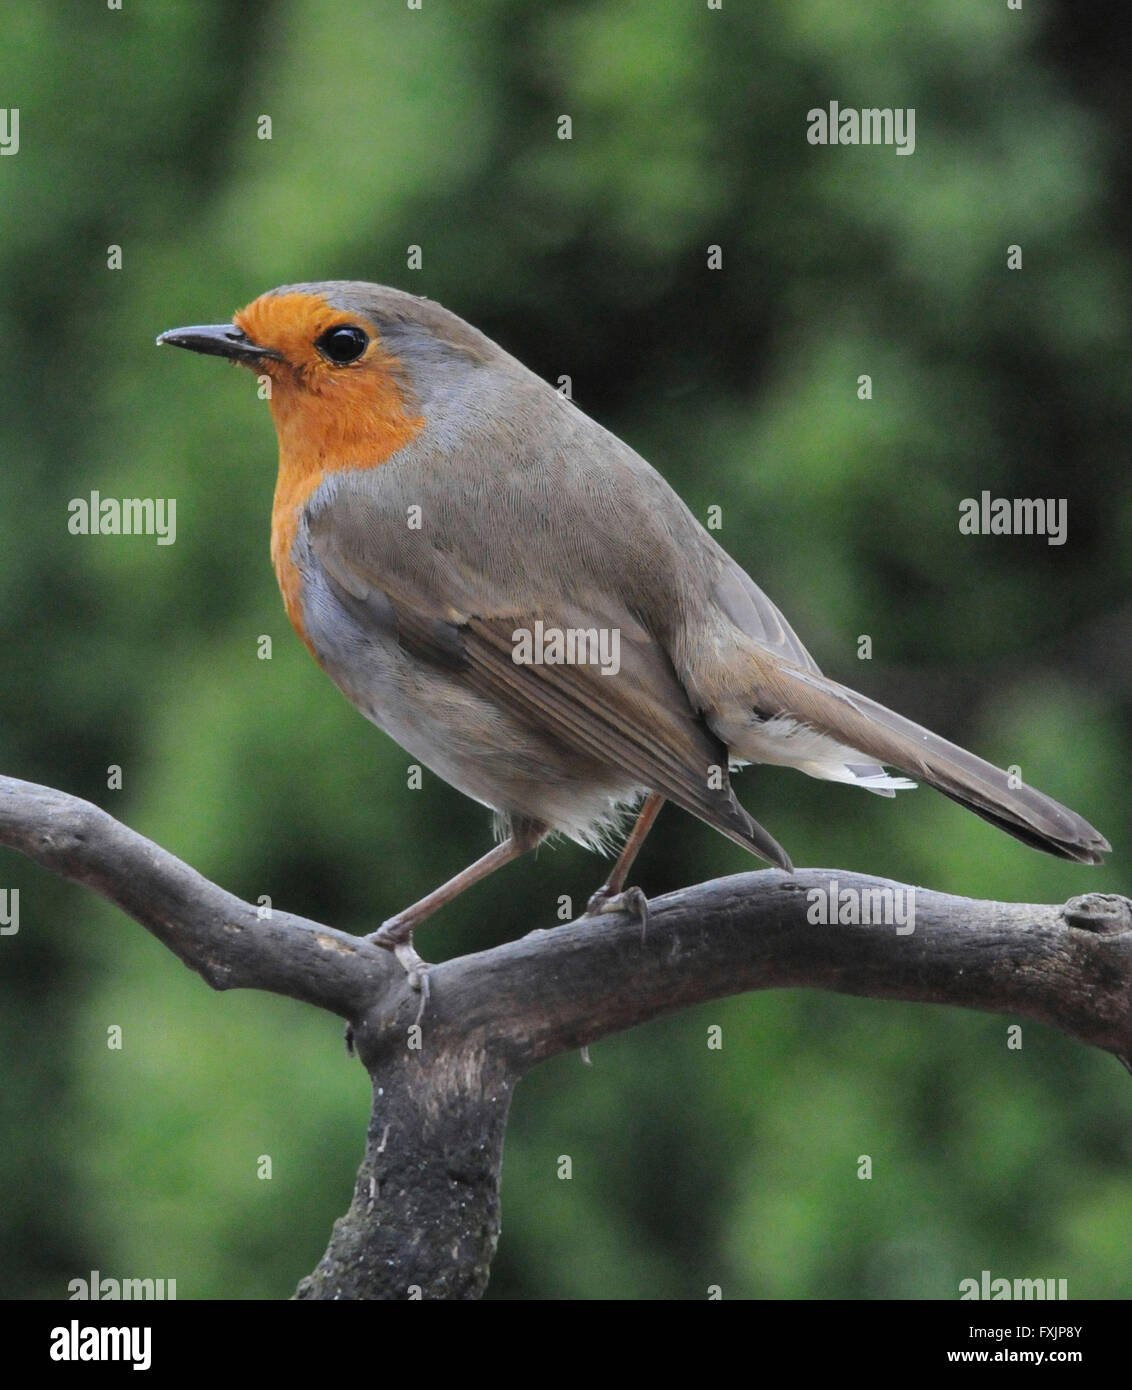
[733,661,1110,865]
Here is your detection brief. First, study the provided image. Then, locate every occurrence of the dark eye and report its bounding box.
[315,324,369,364]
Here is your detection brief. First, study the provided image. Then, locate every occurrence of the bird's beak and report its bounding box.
[155,323,282,363]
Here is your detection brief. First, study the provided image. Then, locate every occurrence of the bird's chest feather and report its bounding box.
[266,373,424,652]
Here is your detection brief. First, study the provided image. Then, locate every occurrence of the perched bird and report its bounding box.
[157,282,1109,978]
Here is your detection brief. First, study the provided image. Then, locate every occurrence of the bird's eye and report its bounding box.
[315,324,369,364]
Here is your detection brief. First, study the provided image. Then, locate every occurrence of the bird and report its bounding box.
[157,281,1110,981]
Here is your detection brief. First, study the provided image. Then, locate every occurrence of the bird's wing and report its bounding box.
[304,486,792,868]
[707,548,823,676]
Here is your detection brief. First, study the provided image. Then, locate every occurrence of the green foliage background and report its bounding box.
[1,0,1129,1299]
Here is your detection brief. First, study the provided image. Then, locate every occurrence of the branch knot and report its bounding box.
[1062,893,1132,935]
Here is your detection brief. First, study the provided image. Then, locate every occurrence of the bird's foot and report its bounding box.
[584,884,650,941]
[368,920,432,1006]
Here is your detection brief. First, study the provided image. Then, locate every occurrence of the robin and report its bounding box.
[157,282,1110,980]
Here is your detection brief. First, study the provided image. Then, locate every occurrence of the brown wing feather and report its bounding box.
[459,614,791,867]
[709,554,823,676]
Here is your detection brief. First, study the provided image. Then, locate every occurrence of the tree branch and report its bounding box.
[2,772,1129,1298]
[0,775,393,1018]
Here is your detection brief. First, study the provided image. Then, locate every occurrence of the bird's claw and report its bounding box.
[584,884,650,941]
[368,922,432,1017]
[392,941,429,990]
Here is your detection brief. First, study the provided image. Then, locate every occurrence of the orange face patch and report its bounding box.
[232,291,425,651]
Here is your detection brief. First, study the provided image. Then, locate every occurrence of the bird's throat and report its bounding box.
[267,368,424,652]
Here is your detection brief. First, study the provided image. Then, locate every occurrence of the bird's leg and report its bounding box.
[369,831,537,988]
[584,792,664,937]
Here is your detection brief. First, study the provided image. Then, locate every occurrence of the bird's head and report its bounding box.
[157,281,494,466]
